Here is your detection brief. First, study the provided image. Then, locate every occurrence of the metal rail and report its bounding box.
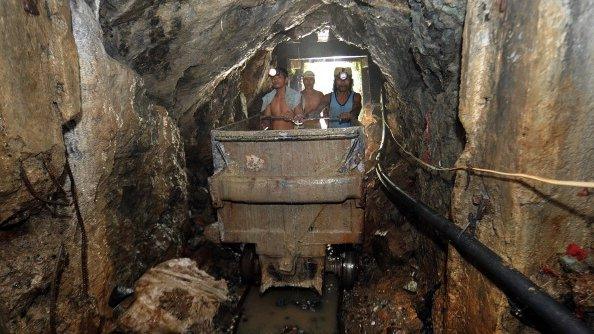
[375,110,591,333]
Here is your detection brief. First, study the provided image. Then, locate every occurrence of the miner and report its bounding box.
[260,67,303,130]
[300,71,326,128]
[315,67,362,128]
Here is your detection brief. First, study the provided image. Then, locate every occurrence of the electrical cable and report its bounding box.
[383,118,594,188]
[374,107,592,334]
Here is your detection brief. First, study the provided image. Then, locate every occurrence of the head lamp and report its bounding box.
[268,68,277,77]
[339,72,348,80]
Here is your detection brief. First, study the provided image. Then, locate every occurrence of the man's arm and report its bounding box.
[314,93,331,116]
[260,103,272,129]
[338,93,362,122]
[293,103,304,121]
[350,93,362,121]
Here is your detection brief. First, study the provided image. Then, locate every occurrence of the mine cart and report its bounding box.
[206,117,365,293]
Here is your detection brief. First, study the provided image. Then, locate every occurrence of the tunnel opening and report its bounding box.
[3,0,592,333]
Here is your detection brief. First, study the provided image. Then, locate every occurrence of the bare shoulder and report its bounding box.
[354,92,362,102]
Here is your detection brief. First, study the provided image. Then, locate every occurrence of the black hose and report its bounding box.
[375,110,591,333]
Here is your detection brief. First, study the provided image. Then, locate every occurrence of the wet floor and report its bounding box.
[237,275,339,334]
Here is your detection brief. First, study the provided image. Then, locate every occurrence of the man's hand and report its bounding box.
[293,113,305,125]
[260,116,271,130]
[339,112,352,122]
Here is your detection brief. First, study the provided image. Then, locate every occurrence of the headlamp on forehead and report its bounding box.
[334,67,352,80]
[268,68,277,77]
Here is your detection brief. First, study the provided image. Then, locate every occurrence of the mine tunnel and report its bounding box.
[1,0,593,333]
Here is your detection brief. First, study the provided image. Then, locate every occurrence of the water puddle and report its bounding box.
[237,275,339,334]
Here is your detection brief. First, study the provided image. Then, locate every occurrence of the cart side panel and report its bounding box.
[209,127,365,254]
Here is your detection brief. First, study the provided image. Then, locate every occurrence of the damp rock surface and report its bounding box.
[67,0,189,316]
[450,0,594,331]
[0,1,191,332]
[0,0,80,224]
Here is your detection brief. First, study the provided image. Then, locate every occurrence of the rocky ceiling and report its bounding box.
[98,0,466,122]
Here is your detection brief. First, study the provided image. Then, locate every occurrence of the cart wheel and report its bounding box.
[240,244,260,284]
[340,250,358,289]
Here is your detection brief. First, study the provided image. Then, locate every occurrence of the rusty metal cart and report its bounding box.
[206,117,365,293]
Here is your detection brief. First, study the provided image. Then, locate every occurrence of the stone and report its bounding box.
[0,0,80,224]
[342,257,423,333]
[560,255,588,274]
[0,1,82,332]
[117,258,228,333]
[372,224,418,267]
[403,280,418,293]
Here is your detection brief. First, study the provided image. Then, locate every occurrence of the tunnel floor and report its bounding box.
[236,275,339,334]
[183,238,428,333]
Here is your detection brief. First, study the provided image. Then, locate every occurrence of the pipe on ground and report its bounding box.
[375,163,591,333]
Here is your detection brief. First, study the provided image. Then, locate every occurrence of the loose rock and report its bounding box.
[117,258,229,333]
[403,280,418,293]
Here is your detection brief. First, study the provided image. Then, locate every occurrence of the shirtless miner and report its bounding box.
[300,71,325,128]
[260,67,304,130]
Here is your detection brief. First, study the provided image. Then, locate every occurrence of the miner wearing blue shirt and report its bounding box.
[315,67,362,128]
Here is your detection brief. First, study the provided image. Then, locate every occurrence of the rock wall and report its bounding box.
[182,69,245,223]
[0,0,80,224]
[0,1,190,332]
[449,0,594,332]
[0,1,81,331]
[65,0,188,327]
